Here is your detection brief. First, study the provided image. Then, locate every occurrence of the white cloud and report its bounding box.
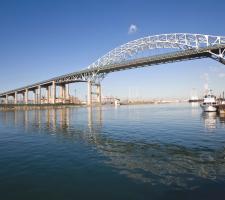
[128,24,138,34]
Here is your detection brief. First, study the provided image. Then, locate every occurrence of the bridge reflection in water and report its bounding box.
[1,106,225,189]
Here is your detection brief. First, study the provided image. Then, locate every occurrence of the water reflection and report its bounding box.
[191,102,199,108]
[191,102,200,118]
[201,112,217,130]
[0,107,225,189]
[219,113,225,124]
[201,112,225,130]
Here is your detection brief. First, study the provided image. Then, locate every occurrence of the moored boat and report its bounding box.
[200,90,217,112]
[218,104,225,114]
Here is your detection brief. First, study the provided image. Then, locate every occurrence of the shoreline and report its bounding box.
[0,103,85,111]
[0,101,187,111]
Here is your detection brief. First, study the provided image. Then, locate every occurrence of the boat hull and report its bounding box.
[200,104,217,112]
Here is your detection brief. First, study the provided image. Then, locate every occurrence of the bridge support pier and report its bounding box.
[5,94,8,104]
[51,81,56,104]
[87,81,102,106]
[25,89,28,104]
[66,84,70,102]
[47,86,51,104]
[60,84,66,104]
[21,93,24,104]
[60,84,70,104]
[4,94,8,104]
[96,84,102,105]
[33,89,37,104]
[87,80,92,106]
[38,85,42,104]
[14,92,17,104]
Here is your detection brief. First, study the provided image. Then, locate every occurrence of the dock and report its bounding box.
[216,104,225,114]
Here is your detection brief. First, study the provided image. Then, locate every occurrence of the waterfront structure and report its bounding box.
[189,88,201,102]
[0,33,225,106]
[200,90,217,112]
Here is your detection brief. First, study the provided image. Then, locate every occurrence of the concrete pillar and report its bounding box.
[60,84,68,104]
[60,85,65,103]
[59,85,63,99]
[38,85,41,104]
[47,86,51,104]
[21,93,24,104]
[49,86,52,102]
[14,92,17,104]
[63,85,66,103]
[5,95,8,104]
[34,89,37,104]
[87,80,92,106]
[96,84,102,105]
[25,89,28,104]
[51,81,56,104]
[66,84,70,99]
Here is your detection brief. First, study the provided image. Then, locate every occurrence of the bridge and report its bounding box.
[0,33,225,106]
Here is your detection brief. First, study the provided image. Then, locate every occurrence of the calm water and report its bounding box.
[0,103,225,200]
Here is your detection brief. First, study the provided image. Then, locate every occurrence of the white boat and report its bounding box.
[200,90,217,112]
[114,98,120,106]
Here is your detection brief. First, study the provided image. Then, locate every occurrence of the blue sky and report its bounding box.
[0,0,225,100]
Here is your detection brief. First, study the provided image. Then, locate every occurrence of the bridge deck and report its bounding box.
[0,45,224,97]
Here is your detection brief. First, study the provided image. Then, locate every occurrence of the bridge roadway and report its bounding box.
[0,45,225,105]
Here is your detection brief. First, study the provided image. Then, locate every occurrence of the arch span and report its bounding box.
[88,33,225,69]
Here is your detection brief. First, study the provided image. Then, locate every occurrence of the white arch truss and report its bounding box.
[88,33,225,69]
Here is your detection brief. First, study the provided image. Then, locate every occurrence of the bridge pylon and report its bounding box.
[87,80,102,106]
[51,81,56,104]
[14,92,17,104]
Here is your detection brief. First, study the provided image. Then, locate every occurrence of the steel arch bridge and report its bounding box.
[56,33,225,83]
[88,33,225,69]
[0,33,225,105]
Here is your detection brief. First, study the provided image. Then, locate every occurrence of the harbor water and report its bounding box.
[0,103,225,200]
